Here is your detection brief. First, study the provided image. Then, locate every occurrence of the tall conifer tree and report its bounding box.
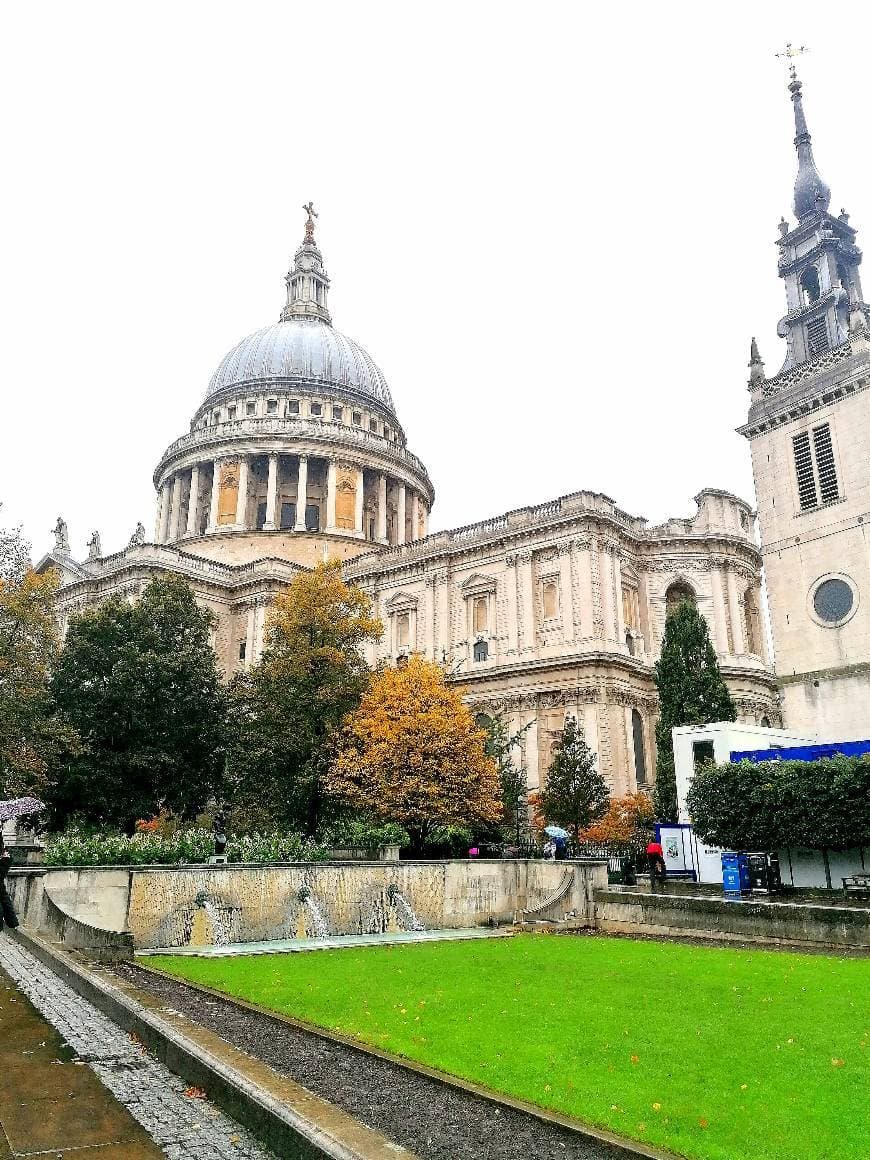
[653,600,735,821]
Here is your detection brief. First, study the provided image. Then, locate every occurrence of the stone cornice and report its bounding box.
[741,343,870,439]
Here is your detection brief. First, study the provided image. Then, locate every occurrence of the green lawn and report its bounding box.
[148,935,869,1160]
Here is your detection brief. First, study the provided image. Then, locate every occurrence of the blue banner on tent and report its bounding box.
[729,739,870,764]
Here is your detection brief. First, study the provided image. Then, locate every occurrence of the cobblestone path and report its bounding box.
[0,936,277,1160]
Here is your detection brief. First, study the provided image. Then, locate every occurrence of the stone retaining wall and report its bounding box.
[595,888,870,949]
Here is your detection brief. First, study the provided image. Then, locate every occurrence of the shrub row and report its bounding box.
[687,755,870,851]
[43,827,329,866]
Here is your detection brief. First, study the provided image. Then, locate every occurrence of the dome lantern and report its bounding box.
[281,202,332,324]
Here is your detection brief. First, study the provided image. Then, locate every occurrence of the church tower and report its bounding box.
[740,56,870,738]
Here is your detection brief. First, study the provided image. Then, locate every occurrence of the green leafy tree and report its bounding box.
[49,575,227,829]
[537,716,609,843]
[653,600,735,822]
[480,713,531,843]
[226,560,382,834]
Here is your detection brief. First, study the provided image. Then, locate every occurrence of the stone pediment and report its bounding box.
[385,590,419,611]
[460,572,497,595]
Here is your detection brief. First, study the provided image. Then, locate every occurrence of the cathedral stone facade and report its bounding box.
[740,62,870,740]
[41,204,780,798]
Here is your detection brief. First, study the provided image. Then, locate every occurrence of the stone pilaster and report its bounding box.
[206,461,221,533]
[326,458,338,532]
[710,562,730,657]
[354,466,365,534]
[167,475,183,542]
[410,492,419,542]
[396,483,407,546]
[726,564,746,655]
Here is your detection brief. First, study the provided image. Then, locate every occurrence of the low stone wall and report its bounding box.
[595,888,870,949]
[9,860,607,951]
[7,869,134,961]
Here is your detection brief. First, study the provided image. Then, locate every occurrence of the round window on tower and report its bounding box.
[808,574,858,628]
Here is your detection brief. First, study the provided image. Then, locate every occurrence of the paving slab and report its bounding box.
[0,935,278,1160]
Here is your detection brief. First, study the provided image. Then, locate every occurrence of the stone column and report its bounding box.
[207,460,222,533]
[573,538,593,639]
[245,606,256,669]
[410,492,419,542]
[418,504,427,538]
[505,554,520,654]
[235,456,249,529]
[425,576,437,658]
[559,546,574,644]
[294,455,309,531]
[326,458,338,532]
[354,466,365,534]
[726,565,746,655]
[168,475,183,542]
[710,563,730,657]
[599,543,615,642]
[612,549,626,645]
[155,483,168,543]
[185,464,201,537]
[264,454,279,530]
[376,475,388,543]
[396,483,407,545]
[519,550,535,651]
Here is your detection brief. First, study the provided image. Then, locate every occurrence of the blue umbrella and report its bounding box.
[544,825,570,840]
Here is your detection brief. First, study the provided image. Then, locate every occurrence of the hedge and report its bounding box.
[43,827,329,866]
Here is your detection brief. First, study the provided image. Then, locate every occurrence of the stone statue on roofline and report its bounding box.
[128,521,146,547]
[87,531,102,560]
[52,516,70,554]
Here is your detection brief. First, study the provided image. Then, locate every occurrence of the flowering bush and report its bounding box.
[43,827,328,866]
[321,818,410,851]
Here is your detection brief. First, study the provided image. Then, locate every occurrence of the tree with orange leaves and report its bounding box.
[0,512,76,798]
[581,792,655,844]
[327,655,501,852]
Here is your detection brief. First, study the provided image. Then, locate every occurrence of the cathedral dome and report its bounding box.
[205,318,396,415]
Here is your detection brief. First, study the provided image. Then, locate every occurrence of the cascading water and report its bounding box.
[387,883,425,931]
[297,885,330,938]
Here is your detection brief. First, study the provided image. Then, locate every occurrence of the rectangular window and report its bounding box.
[812,423,839,504]
[246,401,256,416]
[305,504,320,532]
[280,501,296,529]
[332,406,343,421]
[287,400,300,415]
[396,611,410,649]
[310,402,322,417]
[793,423,839,511]
[792,431,818,510]
[227,405,236,420]
[256,501,267,530]
[353,411,362,426]
[806,317,829,357]
[473,596,488,634]
[238,640,246,662]
[212,410,221,424]
[369,418,378,433]
[266,399,277,415]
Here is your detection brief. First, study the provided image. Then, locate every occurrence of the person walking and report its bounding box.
[646,838,667,889]
[0,838,20,930]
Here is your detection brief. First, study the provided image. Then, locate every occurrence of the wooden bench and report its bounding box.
[842,873,870,898]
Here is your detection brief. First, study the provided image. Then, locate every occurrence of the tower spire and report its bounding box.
[281,203,331,324]
[779,45,831,221]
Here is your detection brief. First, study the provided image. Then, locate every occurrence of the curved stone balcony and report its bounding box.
[154,415,433,499]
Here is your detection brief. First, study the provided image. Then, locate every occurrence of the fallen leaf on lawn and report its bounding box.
[652,1103,661,1111]
[831,1058,845,1067]
[699,1118,709,1129]
[740,1084,748,1090]
[630,1054,639,1064]
[185,1085,207,1099]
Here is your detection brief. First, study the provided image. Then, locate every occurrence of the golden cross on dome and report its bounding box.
[303,201,318,242]
[776,42,808,80]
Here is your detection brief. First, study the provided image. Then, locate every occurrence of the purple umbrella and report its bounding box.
[0,797,45,824]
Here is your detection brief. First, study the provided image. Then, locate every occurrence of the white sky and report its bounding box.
[2,1,868,562]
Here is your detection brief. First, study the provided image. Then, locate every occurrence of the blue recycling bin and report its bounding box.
[721,852,750,896]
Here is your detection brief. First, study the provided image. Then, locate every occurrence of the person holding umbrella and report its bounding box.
[0,797,45,931]
[544,825,570,861]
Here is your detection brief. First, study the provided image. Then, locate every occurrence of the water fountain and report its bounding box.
[387,883,425,931]
[296,885,330,938]
[187,889,237,946]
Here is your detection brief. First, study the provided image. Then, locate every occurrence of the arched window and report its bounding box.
[800,265,821,305]
[473,640,489,663]
[760,716,771,729]
[625,630,635,656]
[631,709,647,786]
[665,581,696,618]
